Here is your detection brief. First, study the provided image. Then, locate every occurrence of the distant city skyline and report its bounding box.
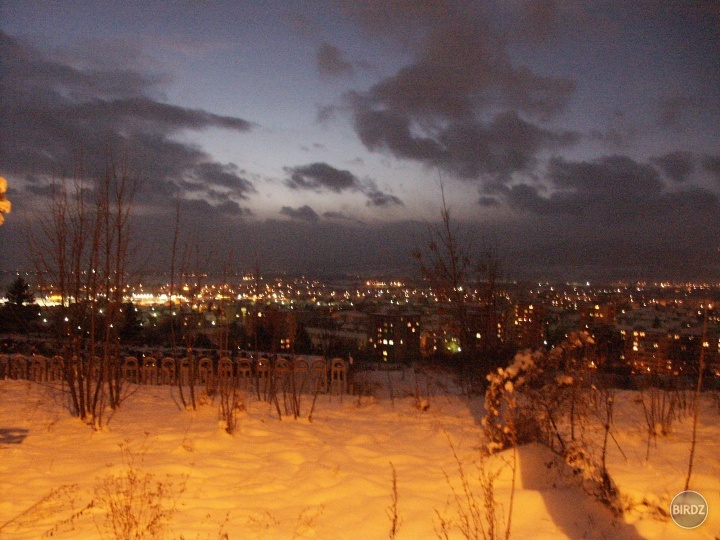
[1,1,719,281]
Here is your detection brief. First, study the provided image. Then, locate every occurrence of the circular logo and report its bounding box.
[670,490,708,529]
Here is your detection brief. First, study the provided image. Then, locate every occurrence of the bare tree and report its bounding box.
[98,156,137,410]
[166,200,213,411]
[413,182,500,388]
[31,155,137,427]
[176,239,213,411]
[413,184,472,365]
[685,303,708,490]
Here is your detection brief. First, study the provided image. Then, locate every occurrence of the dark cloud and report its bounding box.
[322,211,350,220]
[60,96,252,133]
[284,162,404,207]
[356,17,574,121]
[341,0,467,49]
[657,95,704,130]
[192,162,255,199]
[504,155,666,218]
[177,180,205,193]
[547,155,663,198]
[505,183,557,215]
[321,210,371,225]
[651,151,695,183]
[478,196,500,207]
[589,110,638,149]
[702,154,720,183]
[285,162,360,192]
[0,31,255,211]
[280,205,320,223]
[24,183,59,198]
[301,142,326,152]
[216,201,253,216]
[440,111,578,180]
[316,42,354,77]
[522,0,559,42]
[3,194,719,282]
[179,198,252,217]
[365,189,403,207]
[342,5,577,186]
[316,104,338,124]
[500,152,720,256]
[352,105,577,181]
[352,106,444,162]
[23,174,46,185]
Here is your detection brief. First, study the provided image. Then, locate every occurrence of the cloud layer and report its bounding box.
[1,1,719,281]
[0,31,254,213]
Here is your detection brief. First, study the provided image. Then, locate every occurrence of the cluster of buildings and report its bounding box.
[132,278,720,376]
[544,283,720,377]
[3,271,719,378]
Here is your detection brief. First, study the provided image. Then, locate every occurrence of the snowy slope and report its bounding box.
[0,378,718,539]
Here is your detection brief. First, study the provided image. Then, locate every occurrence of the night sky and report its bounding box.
[1,1,719,281]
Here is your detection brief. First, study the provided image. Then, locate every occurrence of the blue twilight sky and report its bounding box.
[1,1,719,280]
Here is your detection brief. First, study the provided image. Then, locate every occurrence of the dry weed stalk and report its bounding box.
[291,506,325,539]
[0,484,86,537]
[218,381,245,434]
[434,430,515,540]
[387,462,401,539]
[93,440,187,540]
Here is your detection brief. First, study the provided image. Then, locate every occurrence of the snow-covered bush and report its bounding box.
[482,350,540,454]
[481,331,595,454]
[482,332,629,514]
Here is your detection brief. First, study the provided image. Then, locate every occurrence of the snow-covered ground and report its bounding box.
[0,372,718,539]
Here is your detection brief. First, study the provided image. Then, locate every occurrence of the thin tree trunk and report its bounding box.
[685,305,707,490]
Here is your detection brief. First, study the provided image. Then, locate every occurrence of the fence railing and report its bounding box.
[0,353,349,395]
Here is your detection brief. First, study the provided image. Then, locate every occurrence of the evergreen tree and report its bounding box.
[119,302,142,343]
[1,277,36,333]
[6,276,34,306]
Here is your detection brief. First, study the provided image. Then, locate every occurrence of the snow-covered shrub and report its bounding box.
[512,405,542,446]
[481,331,596,454]
[481,331,627,512]
[563,437,622,515]
[518,332,596,454]
[482,350,540,454]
